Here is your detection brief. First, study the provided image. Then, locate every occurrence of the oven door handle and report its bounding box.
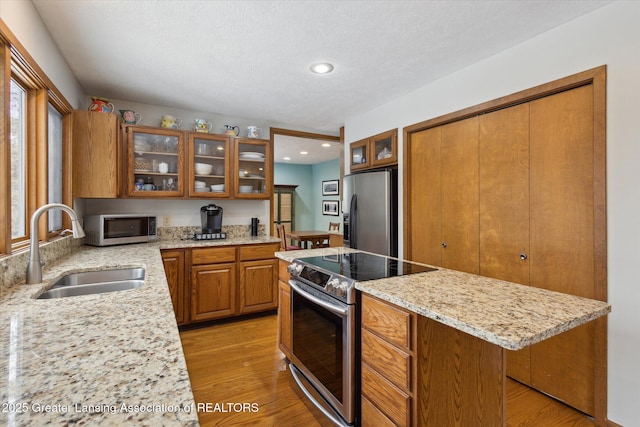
[289,280,348,316]
[289,363,350,427]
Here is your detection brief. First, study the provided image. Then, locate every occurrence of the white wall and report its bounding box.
[0,0,85,108]
[344,2,640,424]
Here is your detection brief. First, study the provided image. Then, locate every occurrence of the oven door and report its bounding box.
[289,279,355,426]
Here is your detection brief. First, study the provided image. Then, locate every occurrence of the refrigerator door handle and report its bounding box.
[349,194,357,248]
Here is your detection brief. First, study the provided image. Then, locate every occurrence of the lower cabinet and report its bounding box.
[161,243,279,325]
[161,249,186,325]
[361,293,415,427]
[191,262,237,321]
[361,293,505,427]
[277,260,292,359]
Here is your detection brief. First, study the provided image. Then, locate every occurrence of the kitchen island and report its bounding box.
[276,247,611,426]
[0,235,279,426]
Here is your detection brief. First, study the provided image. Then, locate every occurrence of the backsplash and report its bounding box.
[157,224,267,240]
[0,237,83,293]
[0,224,267,294]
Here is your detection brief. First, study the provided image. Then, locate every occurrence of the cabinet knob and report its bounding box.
[520,253,528,260]
[442,242,448,248]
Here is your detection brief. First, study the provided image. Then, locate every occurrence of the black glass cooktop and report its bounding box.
[297,252,436,282]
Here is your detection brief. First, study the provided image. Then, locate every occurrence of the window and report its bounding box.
[10,79,27,241]
[48,104,63,232]
[1,32,73,255]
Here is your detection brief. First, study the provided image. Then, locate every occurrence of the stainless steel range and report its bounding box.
[287,252,436,426]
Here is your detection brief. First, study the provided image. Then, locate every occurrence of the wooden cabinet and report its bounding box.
[277,260,292,357]
[191,262,237,321]
[125,125,185,197]
[163,243,279,325]
[361,293,415,427]
[277,260,292,359]
[350,129,397,171]
[406,80,604,416]
[161,249,186,325]
[234,137,272,199]
[71,111,120,198]
[361,293,505,427]
[188,133,232,198]
[73,120,273,200]
[238,244,279,314]
[190,246,237,322]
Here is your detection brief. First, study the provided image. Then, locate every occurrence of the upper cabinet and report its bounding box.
[188,133,232,198]
[125,125,185,197]
[350,128,397,171]
[234,138,272,199]
[71,111,120,198]
[71,115,273,200]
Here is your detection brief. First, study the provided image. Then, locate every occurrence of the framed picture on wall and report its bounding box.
[322,180,339,196]
[322,200,339,216]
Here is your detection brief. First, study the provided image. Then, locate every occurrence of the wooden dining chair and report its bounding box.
[328,222,340,232]
[276,224,301,251]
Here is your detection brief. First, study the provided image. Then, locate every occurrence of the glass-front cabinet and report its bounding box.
[350,138,370,171]
[189,133,231,198]
[234,138,272,199]
[349,128,397,171]
[126,126,185,197]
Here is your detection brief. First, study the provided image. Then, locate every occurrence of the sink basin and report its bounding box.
[36,267,145,299]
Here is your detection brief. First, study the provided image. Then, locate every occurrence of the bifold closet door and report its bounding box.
[478,103,531,384]
[529,84,596,415]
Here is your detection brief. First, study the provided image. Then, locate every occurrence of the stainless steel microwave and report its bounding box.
[84,214,157,246]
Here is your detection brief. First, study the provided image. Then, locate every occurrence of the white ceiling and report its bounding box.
[274,134,342,165]
[33,0,611,135]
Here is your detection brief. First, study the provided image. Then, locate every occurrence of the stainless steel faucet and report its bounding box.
[26,203,86,284]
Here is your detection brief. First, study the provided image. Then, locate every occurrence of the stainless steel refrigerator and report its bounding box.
[342,168,398,257]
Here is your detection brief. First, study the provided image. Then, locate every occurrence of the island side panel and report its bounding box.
[417,315,505,426]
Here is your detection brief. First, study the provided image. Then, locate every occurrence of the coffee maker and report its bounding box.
[195,204,226,240]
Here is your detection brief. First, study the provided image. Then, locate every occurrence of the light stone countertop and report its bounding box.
[276,247,611,350]
[0,236,279,426]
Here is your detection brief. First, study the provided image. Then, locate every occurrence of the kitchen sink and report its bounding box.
[36,267,145,299]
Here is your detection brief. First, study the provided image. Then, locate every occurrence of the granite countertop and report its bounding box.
[276,247,611,350]
[0,236,279,426]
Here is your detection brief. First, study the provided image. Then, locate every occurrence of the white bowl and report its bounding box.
[211,184,225,191]
[239,185,253,193]
[194,162,213,175]
[194,180,206,188]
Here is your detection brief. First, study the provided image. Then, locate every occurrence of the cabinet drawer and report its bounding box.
[191,246,236,265]
[361,363,410,427]
[362,328,411,391]
[239,243,280,261]
[362,293,412,350]
[278,260,290,282]
[361,396,396,427]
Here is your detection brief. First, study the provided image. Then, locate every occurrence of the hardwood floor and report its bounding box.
[180,313,594,427]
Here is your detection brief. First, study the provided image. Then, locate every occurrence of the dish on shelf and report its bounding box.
[211,184,225,191]
[194,180,206,188]
[194,162,213,175]
[239,152,265,159]
[194,187,210,192]
[239,185,254,193]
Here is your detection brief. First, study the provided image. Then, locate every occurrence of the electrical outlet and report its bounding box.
[163,216,171,226]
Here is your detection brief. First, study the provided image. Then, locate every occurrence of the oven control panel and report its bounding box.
[288,261,355,302]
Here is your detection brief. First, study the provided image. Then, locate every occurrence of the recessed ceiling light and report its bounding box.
[309,63,334,74]
[322,143,331,147]
[300,151,308,155]
[284,157,291,160]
